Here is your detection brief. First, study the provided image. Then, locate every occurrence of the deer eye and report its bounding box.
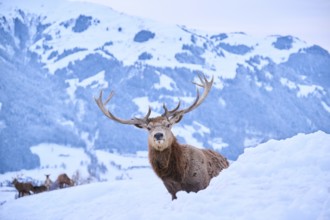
[147,126,152,131]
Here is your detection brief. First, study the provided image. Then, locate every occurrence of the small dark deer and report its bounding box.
[95,73,229,200]
[32,185,47,194]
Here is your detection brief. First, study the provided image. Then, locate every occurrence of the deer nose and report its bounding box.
[154,133,164,140]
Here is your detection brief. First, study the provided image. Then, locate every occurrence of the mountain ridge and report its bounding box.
[0,0,329,173]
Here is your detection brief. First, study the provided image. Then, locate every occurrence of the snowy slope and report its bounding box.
[0,0,330,173]
[1,131,329,220]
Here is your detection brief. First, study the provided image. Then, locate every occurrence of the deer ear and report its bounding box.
[169,113,183,124]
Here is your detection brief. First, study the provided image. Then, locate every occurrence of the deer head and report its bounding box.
[95,73,213,151]
[12,178,18,185]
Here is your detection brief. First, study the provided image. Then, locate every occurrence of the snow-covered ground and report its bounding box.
[1,131,330,220]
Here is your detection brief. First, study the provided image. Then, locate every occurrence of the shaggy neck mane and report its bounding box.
[148,138,184,182]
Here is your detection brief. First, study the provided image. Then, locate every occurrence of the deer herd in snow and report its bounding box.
[11,173,74,198]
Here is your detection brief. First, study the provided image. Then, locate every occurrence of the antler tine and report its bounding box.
[104,90,114,105]
[95,90,149,126]
[192,72,205,87]
[95,90,113,119]
[161,101,181,117]
[170,100,181,113]
[182,73,213,114]
[145,106,151,119]
[135,106,151,121]
[162,103,169,118]
[160,73,213,118]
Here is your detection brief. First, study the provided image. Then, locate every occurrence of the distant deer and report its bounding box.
[95,73,229,200]
[12,178,34,198]
[56,173,74,188]
[32,185,47,194]
[44,174,53,190]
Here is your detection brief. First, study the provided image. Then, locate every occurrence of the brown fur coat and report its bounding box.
[149,138,229,200]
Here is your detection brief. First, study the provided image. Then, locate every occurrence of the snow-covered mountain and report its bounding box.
[1,0,330,173]
[1,131,329,219]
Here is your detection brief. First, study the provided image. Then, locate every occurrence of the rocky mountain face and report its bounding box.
[0,0,329,173]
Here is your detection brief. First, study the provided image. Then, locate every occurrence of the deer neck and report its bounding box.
[148,138,183,181]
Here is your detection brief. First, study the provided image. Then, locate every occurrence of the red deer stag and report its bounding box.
[95,73,229,200]
[12,178,34,198]
[57,173,74,188]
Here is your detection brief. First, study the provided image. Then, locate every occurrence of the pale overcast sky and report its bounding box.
[72,0,330,52]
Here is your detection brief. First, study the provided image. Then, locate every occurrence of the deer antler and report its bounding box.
[95,73,213,126]
[163,73,213,118]
[95,90,151,127]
